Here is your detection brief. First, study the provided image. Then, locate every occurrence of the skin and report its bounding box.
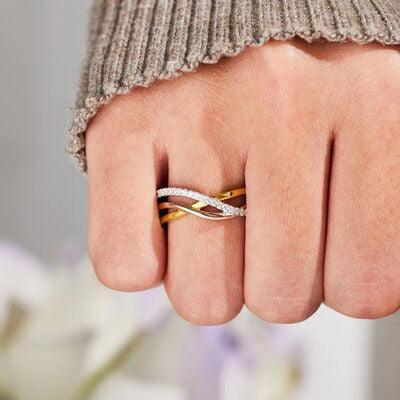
[86,39,400,325]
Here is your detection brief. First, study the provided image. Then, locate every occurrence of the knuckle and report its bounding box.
[95,268,142,292]
[245,292,321,324]
[343,56,400,104]
[89,241,162,292]
[86,100,159,164]
[87,116,154,163]
[325,282,400,319]
[173,298,243,326]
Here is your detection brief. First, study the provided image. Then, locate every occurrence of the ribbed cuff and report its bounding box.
[68,0,400,172]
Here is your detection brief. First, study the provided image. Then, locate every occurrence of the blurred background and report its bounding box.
[0,2,398,399]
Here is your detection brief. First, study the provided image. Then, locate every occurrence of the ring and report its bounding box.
[157,187,246,225]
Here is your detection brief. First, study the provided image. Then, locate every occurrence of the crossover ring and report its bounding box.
[157,187,247,225]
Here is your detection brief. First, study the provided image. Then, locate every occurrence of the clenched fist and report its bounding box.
[86,39,400,324]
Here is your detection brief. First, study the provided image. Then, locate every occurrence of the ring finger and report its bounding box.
[164,134,246,325]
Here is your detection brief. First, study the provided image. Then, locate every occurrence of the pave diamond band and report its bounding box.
[157,187,246,217]
[157,187,247,225]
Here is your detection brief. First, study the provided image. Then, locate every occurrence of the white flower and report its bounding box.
[0,242,301,400]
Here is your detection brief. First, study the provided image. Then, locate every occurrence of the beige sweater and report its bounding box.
[68,0,400,172]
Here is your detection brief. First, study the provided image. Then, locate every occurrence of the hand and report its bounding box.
[86,39,400,324]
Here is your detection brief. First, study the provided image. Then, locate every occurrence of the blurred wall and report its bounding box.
[0,2,398,400]
[373,313,400,400]
[0,1,88,260]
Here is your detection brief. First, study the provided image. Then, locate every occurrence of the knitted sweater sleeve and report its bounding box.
[68,0,400,172]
